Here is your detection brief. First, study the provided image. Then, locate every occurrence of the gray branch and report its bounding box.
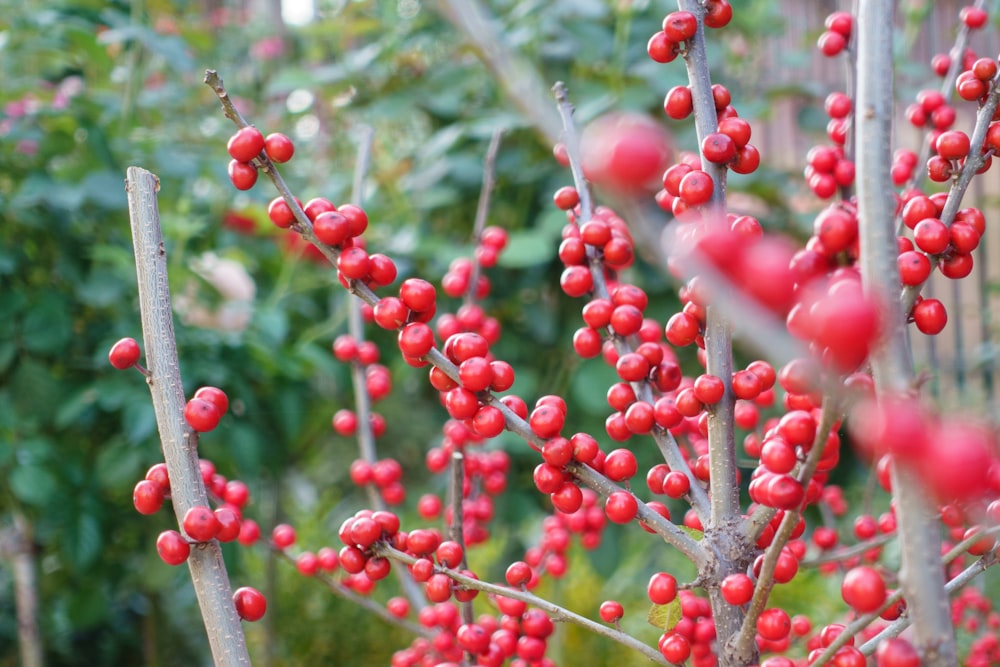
[126,166,251,666]
[854,3,957,665]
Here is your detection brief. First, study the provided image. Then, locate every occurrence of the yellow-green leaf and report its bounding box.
[647,598,682,631]
[680,526,704,541]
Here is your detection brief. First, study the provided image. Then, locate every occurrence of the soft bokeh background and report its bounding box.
[1,1,997,665]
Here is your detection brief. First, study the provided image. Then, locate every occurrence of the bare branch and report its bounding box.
[126,166,251,666]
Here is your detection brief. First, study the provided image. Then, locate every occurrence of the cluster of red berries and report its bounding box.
[131,445,267,621]
[226,126,294,191]
[816,11,853,57]
[421,425,510,546]
[440,226,509,298]
[128,3,1000,663]
[646,3,733,64]
[183,385,229,432]
[390,597,558,667]
[803,93,855,198]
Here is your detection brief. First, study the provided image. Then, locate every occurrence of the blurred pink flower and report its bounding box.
[251,37,285,61]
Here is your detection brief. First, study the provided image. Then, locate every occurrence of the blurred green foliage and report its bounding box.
[0,0,895,665]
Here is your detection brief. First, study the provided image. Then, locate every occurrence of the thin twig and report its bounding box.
[900,69,1000,315]
[895,0,988,220]
[817,526,1000,662]
[465,128,504,306]
[344,125,425,611]
[448,450,475,629]
[271,547,432,639]
[551,81,712,524]
[375,543,670,666]
[730,401,839,659]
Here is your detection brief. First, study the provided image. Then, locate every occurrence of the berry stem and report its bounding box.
[447,450,475,629]
[435,0,563,145]
[895,0,989,213]
[344,124,426,611]
[675,0,740,528]
[465,127,504,306]
[815,525,1000,663]
[900,67,1000,315]
[730,400,839,660]
[375,543,672,666]
[270,546,433,639]
[855,3,958,664]
[125,166,250,666]
[857,533,1000,656]
[552,81,712,524]
[799,531,896,567]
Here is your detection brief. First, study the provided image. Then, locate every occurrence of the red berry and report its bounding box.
[664,86,693,120]
[693,374,725,404]
[267,197,297,228]
[184,398,221,433]
[912,217,949,254]
[264,132,294,163]
[156,530,190,566]
[647,31,679,64]
[702,132,737,164]
[580,112,672,193]
[108,337,141,369]
[647,571,677,604]
[399,278,437,312]
[182,505,221,542]
[912,298,947,335]
[935,130,970,160]
[553,186,580,210]
[227,127,265,162]
[720,573,754,605]
[313,211,351,246]
[841,565,887,613]
[272,523,296,549]
[233,586,267,622]
[227,160,258,190]
[237,519,260,546]
[599,600,624,623]
[337,246,370,279]
[757,608,791,641]
[678,170,714,206]
[897,251,931,286]
[960,6,988,29]
[214,507,241,543]
[659,632,690,664]
[825,11,853,37]
[194,386,229,417]
[875,638,920,667]
[704,0,733,28]
[605,491,638,524]
[398,322,435,358]
[133,479,164,515]
[817,31,846,57]
[662,11,698,43]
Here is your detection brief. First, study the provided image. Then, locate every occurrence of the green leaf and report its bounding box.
[9,464,58,505]
[647,598,683,630]
[80,170,126,210]
[679,525,704,541]
[95,441,144,490]
[55,387,99,428]
[21,293,72,355]
[62,511,103,571]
